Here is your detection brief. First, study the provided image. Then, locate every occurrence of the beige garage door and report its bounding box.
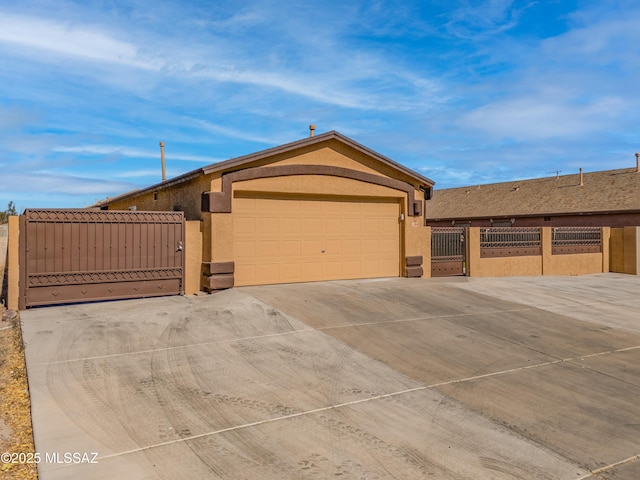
[233,194,401,286]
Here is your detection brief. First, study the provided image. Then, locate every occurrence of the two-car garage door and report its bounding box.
[233,194,401,286]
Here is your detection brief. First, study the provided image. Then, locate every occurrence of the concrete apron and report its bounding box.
[21,274,640,479]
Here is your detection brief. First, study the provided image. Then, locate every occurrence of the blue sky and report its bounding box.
[1,0,639,210]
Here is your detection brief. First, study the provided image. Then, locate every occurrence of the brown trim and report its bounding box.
[28,268,183,287]
[204,274,234,291]
[23,209,185,223]
[405,256,423,267]
[202,262,235,292]
[202,164,420,215]
[202,261,235,276]
[97,131,434,208]
[480,247,541,258]
[202,131,434,186]
[552,245,601,255]
[405,266,423,278]
[405,256,423,278]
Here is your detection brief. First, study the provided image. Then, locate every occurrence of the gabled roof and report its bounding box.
[96,131,433,206]
[202,130,434,185]
[426,167,640,220]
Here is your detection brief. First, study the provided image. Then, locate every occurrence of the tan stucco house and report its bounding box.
[97,130,434,290]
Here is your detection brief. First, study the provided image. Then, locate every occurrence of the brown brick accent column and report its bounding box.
[202,262,235,292]
[405,256,423,277]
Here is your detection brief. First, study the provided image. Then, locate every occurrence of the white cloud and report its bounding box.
[1,171,135,196]
[444,0,534,38]
[53,145,219,163]
[0,10,444,112]
[461,95,626,140]
[0,12,163,70]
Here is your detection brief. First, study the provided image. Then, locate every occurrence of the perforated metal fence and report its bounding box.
[480,227,541,258]
[551,227,602,255]
[431,227,466,276]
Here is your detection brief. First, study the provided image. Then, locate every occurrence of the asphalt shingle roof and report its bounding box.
[426,167,640,220]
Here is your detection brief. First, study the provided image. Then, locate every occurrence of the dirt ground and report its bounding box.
[0,306,37,480]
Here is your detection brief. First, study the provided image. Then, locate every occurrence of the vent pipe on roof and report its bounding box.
[160,141,166,182]
[309,124,316,137]
[579,167,583,186]
[636,153,639,173]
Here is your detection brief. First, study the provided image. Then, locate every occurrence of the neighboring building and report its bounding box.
[425,166,640,228]
[97,130,434,288]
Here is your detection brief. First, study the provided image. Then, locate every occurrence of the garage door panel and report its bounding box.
[343,239,361,255]
[343,260,362,276]
[281,240,302,256]
[324,261,344,278]
[301,261,324,280]
[256,240,279,257]
[361,238,381,255]
[324,239,344,254]
[236,264,257,283]
[344,219,363,234]
[233,195,400,286]
[280,217,302,235]
[301,239,323,256]
[380,257,400,271]
[256,217,279,235]
[280,263,302,281]
[235,240,257,259]
[380,237,400,251]
[302,218,323,235]
[235,217,257,235]
[323,218,342,235]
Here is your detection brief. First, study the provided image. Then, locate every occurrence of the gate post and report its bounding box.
[424,226,431,278]
[7,216,21,310]
[466,227,480,277]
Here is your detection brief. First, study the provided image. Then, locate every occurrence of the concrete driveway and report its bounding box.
[21,274,640,479]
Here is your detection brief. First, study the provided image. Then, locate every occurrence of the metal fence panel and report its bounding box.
[480,227,541,258]
[431,227,466,276]
[552,227,601,255]
[20,209,184,308]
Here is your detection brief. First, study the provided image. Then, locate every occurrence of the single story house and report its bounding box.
[425,165,640,228]
[97,130,434,290]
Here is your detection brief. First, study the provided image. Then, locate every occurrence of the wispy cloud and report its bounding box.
[444,0,535,38]
[461,95,627,140]
[1,1,639,208]
[53,144,219,163]
[0,8,444,112]
[0,13,161,69]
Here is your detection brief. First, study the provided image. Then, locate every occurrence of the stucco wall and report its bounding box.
[467,227,607,278]
[184,221,203,295]
[623,226,640,274]
[541,227,609,276]
[106,174,213,221]
[610,228,625,273]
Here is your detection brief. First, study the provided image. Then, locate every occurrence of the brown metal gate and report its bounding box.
[19,209,184,308]
[431,227,466,276]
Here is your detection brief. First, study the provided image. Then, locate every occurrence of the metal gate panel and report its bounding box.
[431,227,466,277]
[19,209,184,308]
